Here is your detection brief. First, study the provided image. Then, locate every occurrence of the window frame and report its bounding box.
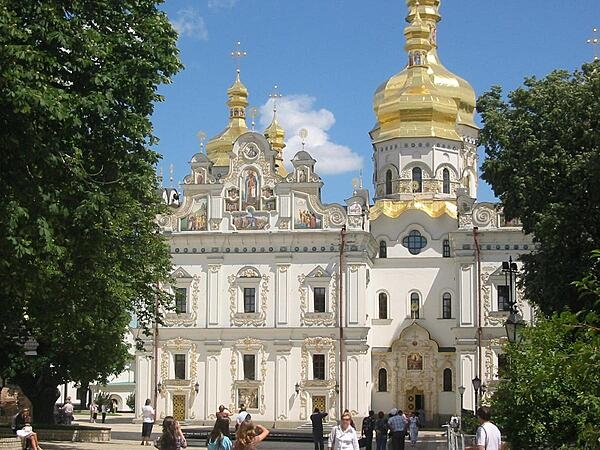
[243,287,256,313]
[442,368,452,392]
[379,240,387,258]
[243,354,256,380]
[385,169,393,195]
[378,292,388,319]
[174,354,186,380]
[378,368,388,392]
[174,287,187,314]
[410,292,420,319]
[442,168,450,194]
[313,287,327,313]
[497,285,510,311]
[412,167,423,193]
[442,239,451,258]
[442,292,452,319]
[402,230,428,255]
[312,354,326,380]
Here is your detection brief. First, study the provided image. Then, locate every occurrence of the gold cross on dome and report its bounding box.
[196,131,206,152]
[269,85,283,112]
[587,28,599,61]
[231,41,247,70]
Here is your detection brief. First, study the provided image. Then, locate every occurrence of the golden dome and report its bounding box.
[206,69,249,167]
[371,0,477,143]
[264,110,287,177]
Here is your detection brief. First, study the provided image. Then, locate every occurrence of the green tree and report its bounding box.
[492,312,600,449]
[478,61,600,316]
[0,0,181,423]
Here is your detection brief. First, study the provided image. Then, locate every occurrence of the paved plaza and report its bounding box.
[34,413,449,450]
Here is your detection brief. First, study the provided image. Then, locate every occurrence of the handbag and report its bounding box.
[358,437,368,448]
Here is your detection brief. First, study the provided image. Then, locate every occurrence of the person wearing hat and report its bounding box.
[387,409,407,450]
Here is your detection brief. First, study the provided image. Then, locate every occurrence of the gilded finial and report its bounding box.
[587,28,599,61]
[249,107,258,130]
[168,163,174,187]
[196,131,206,153]
[231,41,247,72]
[299,128,308,151]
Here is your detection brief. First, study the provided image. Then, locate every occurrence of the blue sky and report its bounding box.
[153,0,599,204]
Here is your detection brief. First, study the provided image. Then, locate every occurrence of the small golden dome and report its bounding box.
[206,70,249,167]
[264,111,287,177]
[371,0,477,142]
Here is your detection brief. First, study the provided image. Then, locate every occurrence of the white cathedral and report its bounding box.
[132,0,534,427]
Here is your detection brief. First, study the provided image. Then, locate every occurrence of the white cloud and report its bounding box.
[171,9,208,40]
[259,95,363,175]
[208,0,239,9]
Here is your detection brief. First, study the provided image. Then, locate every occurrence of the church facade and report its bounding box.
[134,0,533,426]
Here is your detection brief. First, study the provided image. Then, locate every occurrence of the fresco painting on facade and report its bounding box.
[238,387,259,409]
[242,168,260,210]
[294,196,322,229]
[407,354,423,371]
[232,208,269,230]
[180,197,208,231]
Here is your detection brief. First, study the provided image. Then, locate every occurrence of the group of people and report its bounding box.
[88,401,109,423]
[206,404,270,450]
[311,407,421,450]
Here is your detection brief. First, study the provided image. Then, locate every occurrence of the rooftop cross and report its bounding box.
[231,41,247,71]
[587,28,599,61]
[269,84,283,113]
[299,128,308,151]
[249,107,258,130]
[196,131,206,153]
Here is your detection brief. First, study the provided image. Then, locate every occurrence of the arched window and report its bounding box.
[443,368,452,392]
[379,240,387,258]
[442,168,450,194]
[385,170,393,195]
[410,292,420,319]
[378,368,388,392]
[412,167,422,192]
[442,292,452,319]
[378,293,388,319]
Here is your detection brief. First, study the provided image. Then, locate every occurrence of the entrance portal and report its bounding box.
[405,387,423,414]
[172,394,185,421]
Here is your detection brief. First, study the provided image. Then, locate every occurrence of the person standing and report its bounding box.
[327,412,359,450]
[216,405,231,437]
[235,405,248,432]
[361,411,376,450]
[101,403,107,423]
[62,397,74,425]
[467,406,502,450]
[408,412,419,447]
[233,420,269,450]
[207,419,232,450]
[387,409,407,450]
[89,402,97,423]
[374,411,388,450]
[310,407,329,450]
[140,398,155,446]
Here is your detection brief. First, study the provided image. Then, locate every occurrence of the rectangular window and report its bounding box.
[442,239,451,258]
[243,354,256,380]
[313,354,325,380]
[175,287,187,314]
[314,287,326,313]
[244,288,256,313]
[174,354,186,380]
[497,285,510,311]
[442,294,452,319]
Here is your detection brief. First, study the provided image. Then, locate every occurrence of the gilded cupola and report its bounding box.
[206,69,249,167]
[371,0,477,143]
[264,108,287,177]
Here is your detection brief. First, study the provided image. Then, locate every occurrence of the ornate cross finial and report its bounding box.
[231,41,247,71]
[587,28,599,61]
[196,131,206,153]
[157,166,164,186]
[249,107,258,130]
[169,163,174,187]
[299,128,308,151]
[269,84,283,113]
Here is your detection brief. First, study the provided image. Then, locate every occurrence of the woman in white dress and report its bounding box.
[327,412,359,450]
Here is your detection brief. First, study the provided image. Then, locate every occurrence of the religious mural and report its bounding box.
[407,353,423,371]
[238,387,259,409]
[180,197,208,231]
[241,168,260,210]
[193,168,205,184]
[261,187,276,212]
[232,208,269,231]
[294,196,322,229]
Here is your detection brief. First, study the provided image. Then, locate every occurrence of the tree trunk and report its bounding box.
[15,373,60,424]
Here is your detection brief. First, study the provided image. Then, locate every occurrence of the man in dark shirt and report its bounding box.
[310,407,328,450]
[361,410,376,450]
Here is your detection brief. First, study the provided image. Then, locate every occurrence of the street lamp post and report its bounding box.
[502,256,525,343]
[472,376,481,410]
[458,385,465,413]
